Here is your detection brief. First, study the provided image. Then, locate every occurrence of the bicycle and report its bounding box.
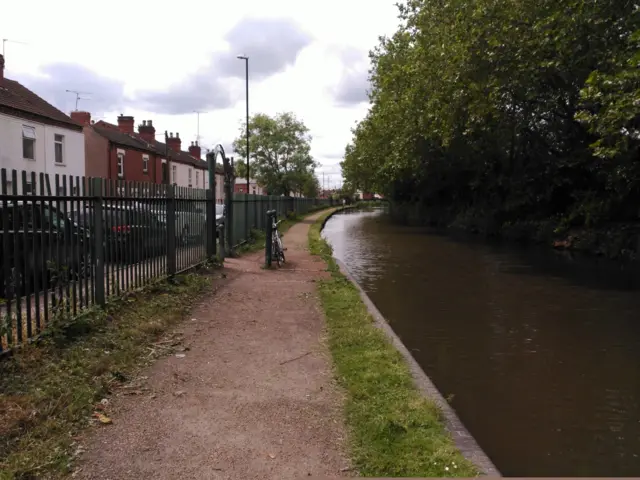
[271,217,286,267]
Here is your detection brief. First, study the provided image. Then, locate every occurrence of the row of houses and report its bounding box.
[74,112,225,201]
[0,53,270,200]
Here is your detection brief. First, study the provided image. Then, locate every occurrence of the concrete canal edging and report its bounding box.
[321,207,501,477]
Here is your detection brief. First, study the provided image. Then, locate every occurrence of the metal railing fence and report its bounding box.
[229,194,333,247]
[0,167,332,352]
[0,168,217,352]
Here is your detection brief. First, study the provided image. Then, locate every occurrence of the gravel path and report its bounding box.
[76,212,350,480]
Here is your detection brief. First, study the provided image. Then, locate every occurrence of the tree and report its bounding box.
[233,112,319,197]
[301,174,321,198]
[342,0,639,229]
[233,159,247,180]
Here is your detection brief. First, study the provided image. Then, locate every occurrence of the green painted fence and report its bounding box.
[229,194,333,247]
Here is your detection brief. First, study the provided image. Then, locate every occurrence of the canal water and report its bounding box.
[322,208,640,477]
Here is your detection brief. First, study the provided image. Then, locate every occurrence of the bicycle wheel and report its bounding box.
[277,236,286,264]
[272,234,281,267]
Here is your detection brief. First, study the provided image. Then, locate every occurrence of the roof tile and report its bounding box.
[0,78,82,130]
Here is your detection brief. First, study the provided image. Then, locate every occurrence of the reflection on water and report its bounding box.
[322,208,640,477]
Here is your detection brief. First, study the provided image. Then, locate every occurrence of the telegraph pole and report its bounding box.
[237,54,250,235]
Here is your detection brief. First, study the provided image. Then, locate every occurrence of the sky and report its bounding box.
[0,0,401,190]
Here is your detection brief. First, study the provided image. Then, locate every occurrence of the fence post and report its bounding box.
[206,151,216,259]
[167,184,176,276]
[92,177,106,306]
[265,209,274,267]
[218,224,226,262]
[206,187,215,259]
[225,192,234,255]
[245,194,250,240]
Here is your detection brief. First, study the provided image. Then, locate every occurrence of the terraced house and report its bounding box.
[0,53,85,194]
[71,112,225,203]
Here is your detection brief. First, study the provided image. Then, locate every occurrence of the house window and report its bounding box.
[195,170,200,187]
[117,153,124,178]
[54,134,64,164]
[22,125,36,160]
[188,168,193,188]
[142,154,149,173]
[172,165,177,183]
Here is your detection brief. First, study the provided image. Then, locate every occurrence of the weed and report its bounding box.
[0,272,212,479]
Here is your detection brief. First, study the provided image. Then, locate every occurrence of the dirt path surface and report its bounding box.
[76,212,349,480]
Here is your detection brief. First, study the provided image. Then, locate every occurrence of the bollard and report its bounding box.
[265,209,276,267]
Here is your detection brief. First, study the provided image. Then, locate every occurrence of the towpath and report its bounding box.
[76,211,349,480]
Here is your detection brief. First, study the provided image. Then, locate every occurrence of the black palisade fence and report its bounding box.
[0,168,218,352]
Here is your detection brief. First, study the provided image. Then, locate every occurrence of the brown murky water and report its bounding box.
[322,208,640,477]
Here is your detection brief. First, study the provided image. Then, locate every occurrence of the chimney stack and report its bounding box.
[0,54,4,82]
[70,111,91,126]
[166,132,182,153]
[117,114,135,134]
[188,141,202,160]
[138,119,156,142]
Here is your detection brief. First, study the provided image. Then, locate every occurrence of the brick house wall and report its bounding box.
[73,113,220,193]
[82,124,109,179]
[107,145,161,183]
[234,179,266,195]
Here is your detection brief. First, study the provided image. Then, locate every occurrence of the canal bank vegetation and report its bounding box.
[341,0,640,260]
[353,200,386,212]
[235,205,331,255]
[0,270,215,479]
[309,210,477,477]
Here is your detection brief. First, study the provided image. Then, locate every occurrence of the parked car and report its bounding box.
[0,201,92,298]
[216,204,225,238]
[72,204,165,264]
[150,201,207,246]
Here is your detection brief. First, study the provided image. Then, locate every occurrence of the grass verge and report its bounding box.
[235,206,331,256]
[308,209,478,477]
[0,268,215,479]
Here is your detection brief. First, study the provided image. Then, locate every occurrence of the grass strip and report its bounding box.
[0,269,215,479]
[235,206,331,256]
[308,209,478,477]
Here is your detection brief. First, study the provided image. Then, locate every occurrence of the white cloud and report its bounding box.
[0,0,400,187]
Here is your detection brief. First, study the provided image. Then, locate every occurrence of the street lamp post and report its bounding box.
[237,55,250,236]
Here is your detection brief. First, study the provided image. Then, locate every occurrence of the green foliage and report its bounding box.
[577,23,640,160]
[233,112,319,197]
[233,159,247,180]
[301,174,321,198]
[342,0,640,230]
